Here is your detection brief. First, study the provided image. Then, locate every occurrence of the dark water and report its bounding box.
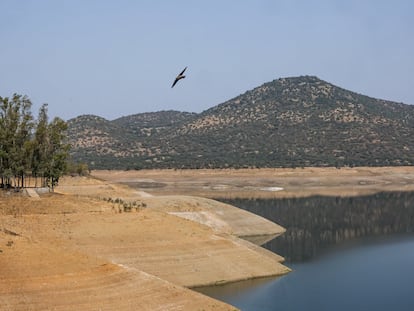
[197,192,414,311]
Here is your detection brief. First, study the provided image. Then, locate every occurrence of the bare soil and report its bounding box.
[4,166,412,310]
[92,166,414,199]
[0,173,290,311]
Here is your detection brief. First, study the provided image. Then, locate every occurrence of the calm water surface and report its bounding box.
[197,192,414,311]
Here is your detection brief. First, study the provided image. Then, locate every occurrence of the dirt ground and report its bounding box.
[0,173,290,311]
[92,166,414,199]
[3,166,413,310]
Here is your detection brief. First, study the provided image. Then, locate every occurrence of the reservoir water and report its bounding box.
[197,192,414,311]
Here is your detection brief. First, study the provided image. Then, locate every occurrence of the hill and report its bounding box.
[67,111,196,168]
[67,76,414,169]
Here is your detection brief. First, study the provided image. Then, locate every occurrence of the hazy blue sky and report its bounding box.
[1,0,413,120]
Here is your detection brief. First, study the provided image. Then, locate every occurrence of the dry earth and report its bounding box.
[3,166,412,310]
[0,173,290,311]
[92,166,414,199]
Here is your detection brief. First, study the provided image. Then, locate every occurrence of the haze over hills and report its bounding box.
[67,76,414,169]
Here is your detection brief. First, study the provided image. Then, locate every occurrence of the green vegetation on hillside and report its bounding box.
[67,76,414,169]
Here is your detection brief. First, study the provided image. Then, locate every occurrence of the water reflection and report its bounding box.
[220,192,414,263]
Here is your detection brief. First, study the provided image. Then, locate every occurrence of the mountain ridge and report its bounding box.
[67,76,414,169]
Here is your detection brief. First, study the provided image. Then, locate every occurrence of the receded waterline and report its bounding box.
[196,192,414,311]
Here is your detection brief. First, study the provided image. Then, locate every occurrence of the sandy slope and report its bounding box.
[6,166,412,310]
[0,175,290,310]
[0,225,236,311]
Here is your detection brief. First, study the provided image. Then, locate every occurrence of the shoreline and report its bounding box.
[1,173,291,311]
[92,166,414,199]
[4,166,414,310]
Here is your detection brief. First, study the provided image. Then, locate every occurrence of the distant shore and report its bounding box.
[92,166,414,199]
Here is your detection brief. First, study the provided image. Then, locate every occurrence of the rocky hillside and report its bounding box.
[67,76,414,169]
[67,111,196,168]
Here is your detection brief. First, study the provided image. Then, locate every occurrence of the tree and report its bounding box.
[66,161,90,176]
[0,94,34,188]
[32,103,49,186]
[44,117,69,191]
[14,95,34,188]
[0,94,69,191]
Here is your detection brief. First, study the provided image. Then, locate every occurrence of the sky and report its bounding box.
[1,0,413,121]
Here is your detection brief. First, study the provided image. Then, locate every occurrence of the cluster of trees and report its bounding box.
[0,94,69,191]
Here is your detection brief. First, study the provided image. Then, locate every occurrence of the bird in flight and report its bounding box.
[171,66,187,88]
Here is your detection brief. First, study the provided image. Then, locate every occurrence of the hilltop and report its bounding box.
[67,76,414,169]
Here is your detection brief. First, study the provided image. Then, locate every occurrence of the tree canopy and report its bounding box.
[0,94,69,191]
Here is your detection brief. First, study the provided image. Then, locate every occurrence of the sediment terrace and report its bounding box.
[5,166,409,310]
[0,174,289,311]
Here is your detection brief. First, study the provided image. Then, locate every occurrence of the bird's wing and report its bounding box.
[171,67,187,88]
[171,78,179,88]
[179,66,187,76]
